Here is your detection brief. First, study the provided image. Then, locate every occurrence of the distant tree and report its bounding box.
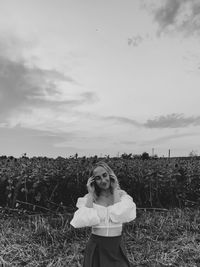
[0,155,7,160]
[92,155,98,164]
[188,150,198,157]
[81,156,87,164]
[151,154,158,160]
[121,153,132,159]
[132,154,141,159]
[141,152,150,160]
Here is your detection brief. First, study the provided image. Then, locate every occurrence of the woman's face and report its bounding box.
[93,166,110,190]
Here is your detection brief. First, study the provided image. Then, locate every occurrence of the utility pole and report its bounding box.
[168,149,170,158]
[152,148,154,157]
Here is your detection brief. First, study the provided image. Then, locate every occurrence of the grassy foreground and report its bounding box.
[0,208,200,267]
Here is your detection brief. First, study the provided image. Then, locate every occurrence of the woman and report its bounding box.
[70,161,136,267]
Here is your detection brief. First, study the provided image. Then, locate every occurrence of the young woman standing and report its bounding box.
[70,161,136,267]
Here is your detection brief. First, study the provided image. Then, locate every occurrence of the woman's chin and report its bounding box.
[100,185,110,190]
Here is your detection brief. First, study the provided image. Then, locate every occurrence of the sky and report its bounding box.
[0,0,200,158]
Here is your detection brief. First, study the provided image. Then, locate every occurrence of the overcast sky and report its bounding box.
[0,0,200,158]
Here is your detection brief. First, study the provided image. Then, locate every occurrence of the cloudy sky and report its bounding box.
[0,0,200,158]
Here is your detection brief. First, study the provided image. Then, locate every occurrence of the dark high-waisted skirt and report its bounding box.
[83,234,132,267]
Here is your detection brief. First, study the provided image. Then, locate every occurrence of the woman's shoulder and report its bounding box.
[118,189,128,197]
[76,193,89,207]
[117,189,134,201]
[76,193,88,200]
[82,193,89,198]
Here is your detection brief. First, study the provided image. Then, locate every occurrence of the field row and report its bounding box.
[0,156,200,211]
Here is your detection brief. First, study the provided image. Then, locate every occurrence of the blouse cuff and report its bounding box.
[108,195,136,223]
[70,206,100,228]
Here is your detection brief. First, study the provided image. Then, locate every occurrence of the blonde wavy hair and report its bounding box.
[89,161,121,201]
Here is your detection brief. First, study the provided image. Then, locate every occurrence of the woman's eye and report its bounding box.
[103,173,107,177]
[95,176,100,180]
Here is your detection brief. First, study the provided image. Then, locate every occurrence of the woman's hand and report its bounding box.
[110,174,121,203]
[86,176,95,194]
[110,173,119,191]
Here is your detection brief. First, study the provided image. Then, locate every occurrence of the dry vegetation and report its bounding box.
[0,156,200,266]
[0,208,200,267]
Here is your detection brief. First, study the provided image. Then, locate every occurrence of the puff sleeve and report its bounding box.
[108,191,136,223]
[70,194,100,228]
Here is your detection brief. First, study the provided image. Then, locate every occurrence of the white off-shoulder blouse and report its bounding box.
[70,190,136,236]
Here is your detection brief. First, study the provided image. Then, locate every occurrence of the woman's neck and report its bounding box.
[99,189,112,197]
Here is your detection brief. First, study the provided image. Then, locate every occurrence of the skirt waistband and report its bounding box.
[91,233,122,239]
[90,233,122,246]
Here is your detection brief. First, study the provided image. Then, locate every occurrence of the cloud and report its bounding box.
[128,34,143,47]
[144,113,200,128]
[0,36,99,124]
[80,92,99,104]
[0,125,68,141]
[140,131,200,146]
[103,116,142,127]
[143,0,200,37]
[0,125,78,157]
[29,68,76,84]
[0,33,34,61]
[102,113,200,129]
[54,135,108,148]
[154,0,181,31]
[0,55,76,117]
[31,91,99,108]
[120,140,137,145]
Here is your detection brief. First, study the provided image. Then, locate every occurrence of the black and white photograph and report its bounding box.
[0,0,200,266]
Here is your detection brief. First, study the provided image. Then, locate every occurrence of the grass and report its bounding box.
[0,208,200,266]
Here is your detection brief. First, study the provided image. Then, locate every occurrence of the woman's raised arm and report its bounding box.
[70,193,100,228]
[108,190,136,224]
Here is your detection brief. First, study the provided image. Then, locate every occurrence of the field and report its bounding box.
[0,156,200,266]
[0,156,200,210]
[0,208,200,266]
